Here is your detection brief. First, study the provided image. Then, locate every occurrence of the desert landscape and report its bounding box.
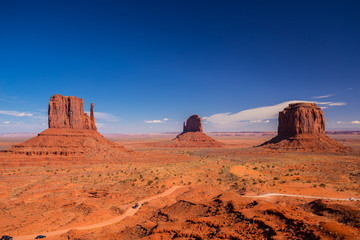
[0,95,359,240]
[1,2,360,239]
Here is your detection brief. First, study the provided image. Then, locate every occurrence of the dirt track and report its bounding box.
[13,186,183,240]
[248,192,357,201]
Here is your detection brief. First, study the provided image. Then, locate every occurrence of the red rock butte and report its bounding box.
[154,114,223,148]
[183,114,203,133]
[48,94,97,130]
[260,102,350,152]
[0,94,132,159]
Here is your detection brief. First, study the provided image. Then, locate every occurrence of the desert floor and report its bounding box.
[0,132,360,239]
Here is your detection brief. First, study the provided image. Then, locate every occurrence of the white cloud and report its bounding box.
[3,121,10,124]
[85,112,119,122]
[336,120,360,125]
[0,110,34,117]
[163,118,169,121]
[319,102,347,106]
[96,123,105,128]
[204,100,346,127]
[313,94,334,99]
[250,119,270,123]
[145,120,163,123]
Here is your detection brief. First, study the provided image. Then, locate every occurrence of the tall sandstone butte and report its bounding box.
[183,114,203,133]
[48,94,96,130]
[0,94,132,159]
[278,103,325,138]
[260,102,349,152]
[170,114,223,147]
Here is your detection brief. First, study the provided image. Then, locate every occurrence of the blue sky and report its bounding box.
[0,0,359,133]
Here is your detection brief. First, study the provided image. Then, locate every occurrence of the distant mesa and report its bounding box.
[1,94,132,159]
[153,114,223,148]
[183,114,203,133]
[260,102,350,152]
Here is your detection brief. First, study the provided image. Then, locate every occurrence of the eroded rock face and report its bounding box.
[183,115,203,133]
[260,102,350,152]
[48,94,97,130]
[278,103,325,138]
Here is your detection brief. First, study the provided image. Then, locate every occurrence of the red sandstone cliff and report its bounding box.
[260,102,349,152]
[48,94,96,130]
[278,103,325,138]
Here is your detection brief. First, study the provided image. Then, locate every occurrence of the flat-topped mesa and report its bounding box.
[278,102,325,138]
[183,114,203,133]
[48,94,97,130]
[260,102,350,152]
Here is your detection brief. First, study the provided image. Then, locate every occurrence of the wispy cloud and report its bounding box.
[3,121,10,124]
[250,119,270,123]
[96,123,105,128]
[85,112,120,122]
[204,100,346,127]
[313,94,334,99]
[336,120,360,124]
[144,118,169,124]
[327,102,346,106]
[145,120,163,123]
[0,110,34,117]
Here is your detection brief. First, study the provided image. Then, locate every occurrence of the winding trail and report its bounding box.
[11,188,357,239]
[245,192,356,201]
[14,186,183,240]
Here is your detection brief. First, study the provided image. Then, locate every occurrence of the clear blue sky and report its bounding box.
[1,0,359,133]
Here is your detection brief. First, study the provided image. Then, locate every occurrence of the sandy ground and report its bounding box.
[0,132,359,239]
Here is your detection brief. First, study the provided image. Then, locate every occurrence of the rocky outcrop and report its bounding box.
[48,94,96,130]
[278,103,324,138]
[183,115,203,133]
[260,103,350,152]
[151,115,223,148]
[0,94,133,159]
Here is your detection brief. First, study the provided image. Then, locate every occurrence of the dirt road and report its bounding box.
[247,192,356,201]
[13,186,183,240]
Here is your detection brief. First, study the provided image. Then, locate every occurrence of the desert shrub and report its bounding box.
[319,183,326,188]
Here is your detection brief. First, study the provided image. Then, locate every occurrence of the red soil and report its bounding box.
[111,190,360,240]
